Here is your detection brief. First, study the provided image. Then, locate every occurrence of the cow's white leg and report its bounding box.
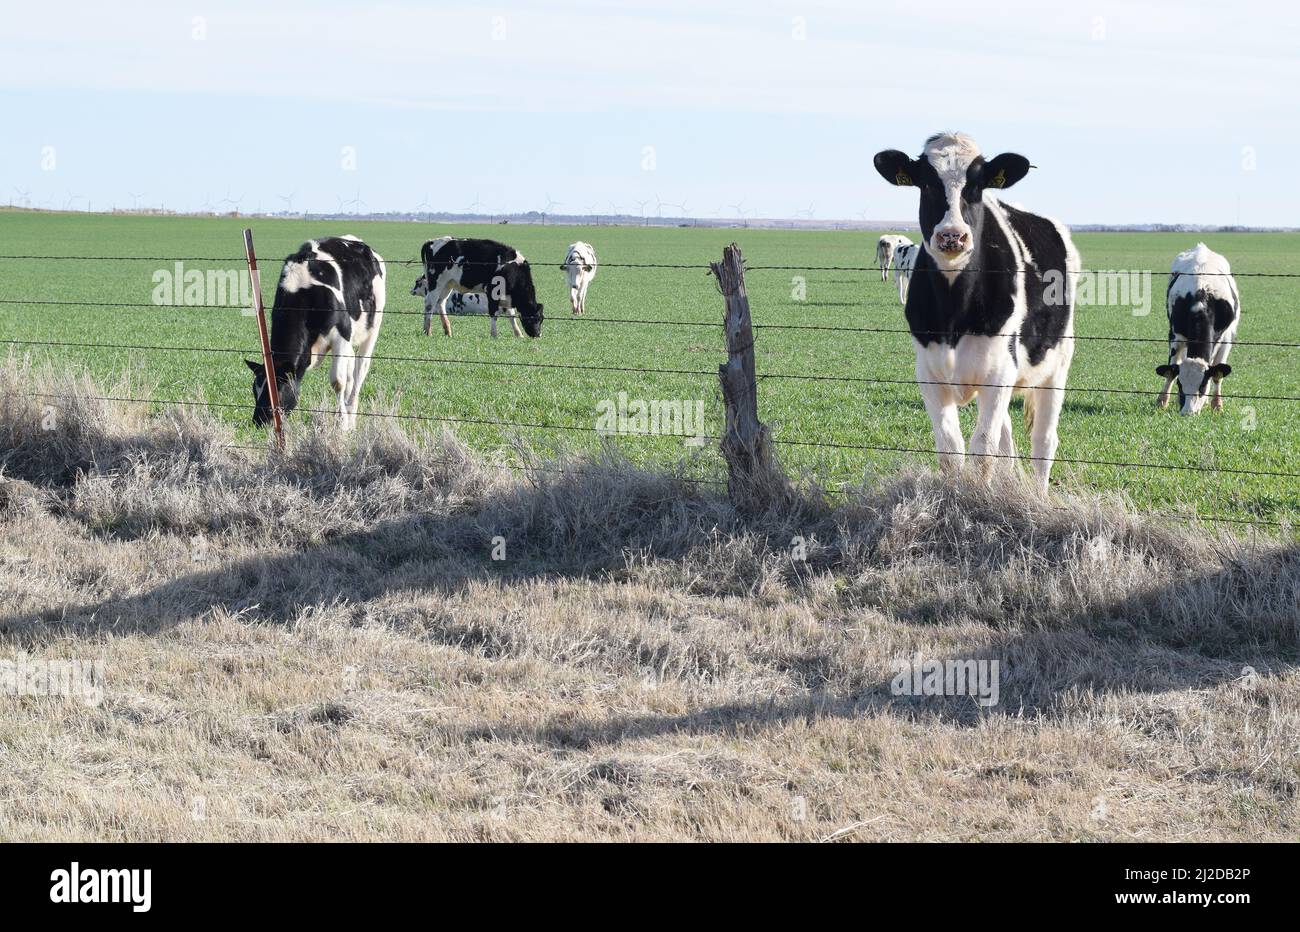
[999,411,1018,460]
[507,306,523,337]
[569,285,580,315]
[578,278,590,315]
[426,285,453,337]
[1027,380,1066,493]
[346,326,380,421]
[1211,340,1232,412]
[971,384,1015,480]
[329,334,356,429]
[918,382,964,476]
[1157,340,1183,408]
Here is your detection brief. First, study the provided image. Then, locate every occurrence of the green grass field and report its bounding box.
[1,210,1297,529]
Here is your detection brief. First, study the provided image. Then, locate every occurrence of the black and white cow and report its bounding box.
[418,236,544,338]
[561,241,598,315]
[1157,243,1240,415]
[873,132,1079,491]
[876,234,911,283]
[893,242,919,305]
[246,235,385,430]
[410,274,487,314]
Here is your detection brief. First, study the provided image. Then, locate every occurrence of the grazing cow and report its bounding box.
[893,242,919,305]
[561,241,598,315]
[873,132,1080,491]
[1157,243,1240,415]
[418,236,544,338]
[246,235,385,430]
[876,234,912,282]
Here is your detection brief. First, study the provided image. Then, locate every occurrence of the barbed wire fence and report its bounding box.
[0,238,1296,535]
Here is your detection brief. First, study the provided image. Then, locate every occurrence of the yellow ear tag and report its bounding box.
[895,170,913,186]
[990,169,1007,189]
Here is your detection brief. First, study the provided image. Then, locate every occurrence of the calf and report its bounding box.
[876,234,912,282]
[873,132,1079,491]
[410,275,487,313]
[893,242,919,305]
[1157,243,1240,415]
[246,235,385,431]
[561,241,598,315]
[418,236,544,338]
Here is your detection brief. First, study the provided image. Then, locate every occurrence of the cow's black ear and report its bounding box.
[874,150,920,187]
[1210,363,1233,379]
[245,359,264,374]
[982,153,1032,190]
[1156,364,1178,378]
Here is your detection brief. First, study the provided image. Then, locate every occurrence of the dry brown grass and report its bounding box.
[1,355,1297,841]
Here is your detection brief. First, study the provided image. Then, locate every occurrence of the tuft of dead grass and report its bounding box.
[1,355,1296,841]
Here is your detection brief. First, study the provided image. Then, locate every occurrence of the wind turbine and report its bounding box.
[350,189,368,214]
[279,192,296,214]
[464,193,484,215]
[414,192,433,213]
[199,193,216,213]
[219,189,243,214]
[796,202,816,220]
[729,199,751,228]
[63,191,84,211]
[128,190,145,210]
[541,193,560,225]
[12,187,31,208]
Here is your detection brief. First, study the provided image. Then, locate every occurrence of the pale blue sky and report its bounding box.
[1,0,1295,225]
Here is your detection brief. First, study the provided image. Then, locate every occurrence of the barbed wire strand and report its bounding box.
[24,389,1300,481]
[1,297,1296,349]
[5,336,1298,403]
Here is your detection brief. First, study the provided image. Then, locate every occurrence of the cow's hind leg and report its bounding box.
[346,325,381,422]
[329,335,356,430]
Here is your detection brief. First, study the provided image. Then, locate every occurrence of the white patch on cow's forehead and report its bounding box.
[923,132,981,183]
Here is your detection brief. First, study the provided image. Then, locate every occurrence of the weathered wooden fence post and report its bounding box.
[242,228,285,450]
[711,242,783,512]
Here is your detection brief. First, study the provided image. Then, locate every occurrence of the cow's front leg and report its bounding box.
[1027,381,1066,493]
[570,286,580,315]
[1156,373,1176,409]
[971,384,1015,480]
[507,306,524,337]
[918,381,964,477]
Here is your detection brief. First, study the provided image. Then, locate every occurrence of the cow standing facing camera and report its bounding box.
[1157,243,1240,415]
[873,132,1080,492]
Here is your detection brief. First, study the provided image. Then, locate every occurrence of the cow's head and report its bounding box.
[874,133,1031,273]
[410,274,428,297]
[246,359,300,426]
[509,261,544,337]
[1156,358,1231,416]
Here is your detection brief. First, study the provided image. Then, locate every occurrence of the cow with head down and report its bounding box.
[1157,243,1240,415]
[417,236,544,339]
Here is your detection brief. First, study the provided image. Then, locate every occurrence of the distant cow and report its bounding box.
[1157,243,1240,415]
[876,234,911,282]
[561,241,598,315]
[246,235,385,431]
[893,242,919,304]
[418,237,544,338]
[874,132,1079,491]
